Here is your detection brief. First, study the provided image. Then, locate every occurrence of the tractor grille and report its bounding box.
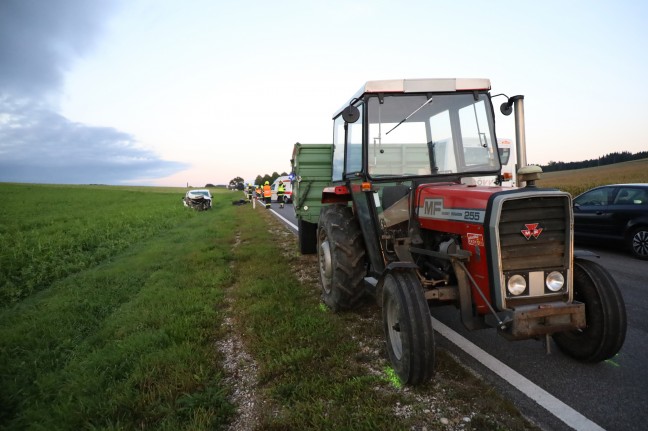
[498,196,570,271]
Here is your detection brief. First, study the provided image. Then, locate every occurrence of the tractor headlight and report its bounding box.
[507,274,527,296]
[545,271,564,292]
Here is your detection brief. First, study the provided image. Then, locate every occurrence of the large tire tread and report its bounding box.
[318,205,366,311]
[554,259,627,362]
[383,271,435,385]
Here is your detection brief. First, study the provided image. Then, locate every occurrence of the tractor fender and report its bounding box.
[574,249,600,259]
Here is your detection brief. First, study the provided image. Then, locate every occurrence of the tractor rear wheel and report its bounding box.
[553,259,627,362]
[317,205,366,311]
[382,271,435,385]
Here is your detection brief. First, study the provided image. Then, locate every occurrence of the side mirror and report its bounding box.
[342,105,360,123]
[500,101,513,116]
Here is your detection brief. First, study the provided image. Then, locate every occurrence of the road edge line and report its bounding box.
[431,317,606,431]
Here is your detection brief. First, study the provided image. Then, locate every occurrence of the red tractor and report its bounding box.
[295,78,626,385]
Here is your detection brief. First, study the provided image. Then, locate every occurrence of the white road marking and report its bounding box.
[254,199,299,231]
[269,208,298,231]
[431,317,606,431]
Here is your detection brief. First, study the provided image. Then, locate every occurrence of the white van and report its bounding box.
[271,176,293,203]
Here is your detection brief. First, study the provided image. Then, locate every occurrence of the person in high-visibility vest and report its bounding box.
[255,185,261,200]
[277,182,286,209]
[263,181,272,209]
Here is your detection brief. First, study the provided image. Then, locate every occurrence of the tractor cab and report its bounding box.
[332,79,501,184]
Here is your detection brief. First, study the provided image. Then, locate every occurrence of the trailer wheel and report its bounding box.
[383,271,435,385]
[553,259,627,362]
[298,218,317,254]
[317,205,366,311]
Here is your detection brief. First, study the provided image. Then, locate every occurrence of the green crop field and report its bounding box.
[0,184,235,429]
[0,183,539,430]
[0,184,190,306]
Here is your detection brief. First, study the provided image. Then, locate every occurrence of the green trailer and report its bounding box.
[290,142,333,254]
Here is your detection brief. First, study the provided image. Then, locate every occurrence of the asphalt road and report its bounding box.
[267,203,648,431]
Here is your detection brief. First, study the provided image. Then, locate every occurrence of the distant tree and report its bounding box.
[255,170,292,185]
[205,183,215,188]
[229,176,244,189]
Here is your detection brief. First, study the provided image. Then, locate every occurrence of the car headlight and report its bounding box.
[507,274,527,295]
[546,271,564,292]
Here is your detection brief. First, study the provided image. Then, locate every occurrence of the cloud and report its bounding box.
[0,0,187,185]
[0,98,188,184]
[0,0,119,100]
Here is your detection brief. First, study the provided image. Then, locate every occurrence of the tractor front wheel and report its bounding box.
[382,271,435,385]
[553,259,627,362]
[317,205,366,311]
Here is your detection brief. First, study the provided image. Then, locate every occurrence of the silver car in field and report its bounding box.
[183,189,212,211]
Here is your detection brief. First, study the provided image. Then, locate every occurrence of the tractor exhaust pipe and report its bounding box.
[512,95,526,171]
[501,95,536,187]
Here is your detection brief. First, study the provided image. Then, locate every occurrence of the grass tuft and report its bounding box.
[383,366,403,389]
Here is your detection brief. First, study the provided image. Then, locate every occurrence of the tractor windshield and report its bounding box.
[366,93,500,179]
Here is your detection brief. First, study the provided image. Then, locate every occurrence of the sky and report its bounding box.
[1,0,647,187]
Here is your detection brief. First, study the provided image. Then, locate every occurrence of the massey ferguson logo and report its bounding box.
[521,223,543,240]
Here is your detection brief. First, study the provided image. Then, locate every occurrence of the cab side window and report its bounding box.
[332,104,364,181]
[332,116,345,181]
[346,104,363,176]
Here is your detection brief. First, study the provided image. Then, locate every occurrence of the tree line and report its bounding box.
[252,171,289,187]
[541,151,648,172]
[226,171,289,190]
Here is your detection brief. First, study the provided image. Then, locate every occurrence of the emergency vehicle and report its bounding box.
[271,176,293,203]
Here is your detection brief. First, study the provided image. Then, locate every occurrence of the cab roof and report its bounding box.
[334,78,491,118]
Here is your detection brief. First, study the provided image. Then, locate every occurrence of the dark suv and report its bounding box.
[573,183,648,259]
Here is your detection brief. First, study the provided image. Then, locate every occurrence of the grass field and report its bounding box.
[0,183,537,430]
[539,158,648,196]
[0,183,192,306]
[1,184,234,429]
